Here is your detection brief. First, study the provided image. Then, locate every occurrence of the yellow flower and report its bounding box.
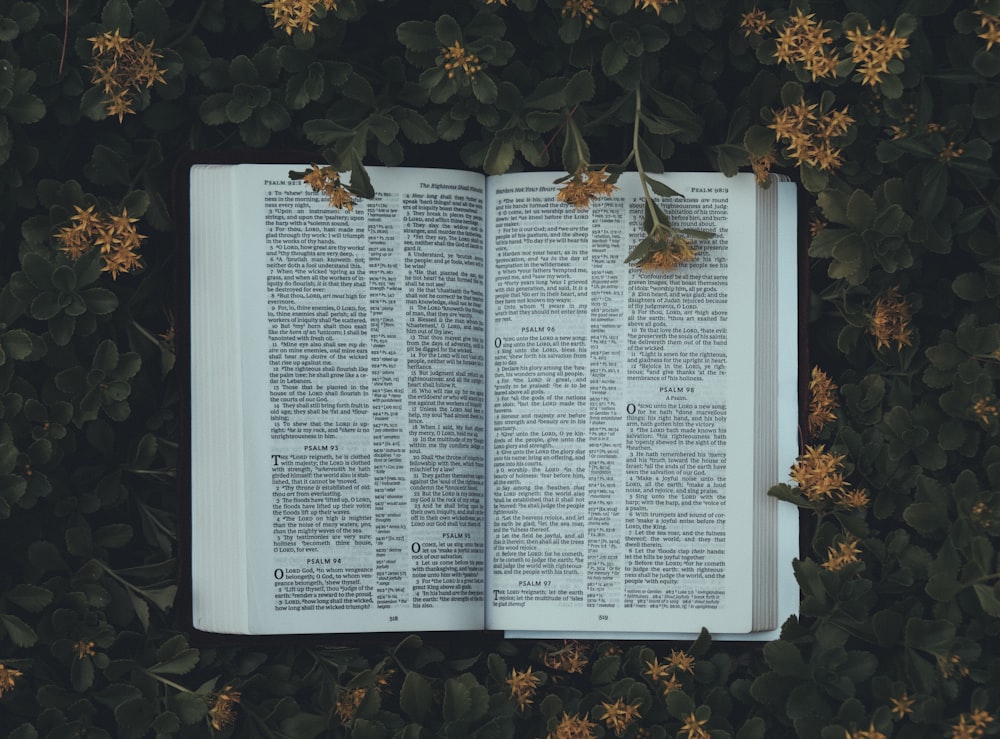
[970,708,994,730]
[772,10,839,80]
[506,666,541,711]
[54,205,146,280]
[971,395,999,426]
[0,664,23,697]
[751,148,776,186]
[790,445,847,501]
[740,8,774,37]
[88,32,166,122]
[937,653,970,679]
[636,231,697,272]
[556,166,618,208]
[836,487,870,510]
[562,0,598,26]
[667,648,695,674]
[547,711,598,739]
[975,11,1000,50]
[300,164,356,211]
[845,23,909,86]
[335,686,367,724]
[644,657,670,682]
[869,286,914,351]
[599,698,641,736]
[661,673,683,697]
[808,366,839,436]
[849,722,888,739]
[681,711,710,739]
[889,692,914,718]
[73,640,96,660]
[264,0,338,35]
[541,641,589,673]
[634,0,678,14]
[822,535,862,571]
[441,40,484,80]
[208,685,241,731]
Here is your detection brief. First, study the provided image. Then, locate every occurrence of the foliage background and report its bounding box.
[1,0,999,736]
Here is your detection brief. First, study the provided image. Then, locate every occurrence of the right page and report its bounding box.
[484,171,788,636]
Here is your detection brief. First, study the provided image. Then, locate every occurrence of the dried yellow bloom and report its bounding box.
[751,148,776,185]
[556,166,618,208]
[681,711,710,739]
[87,31,166,122]
[836,487,870,510]
[0,664,23,697]
[976,11,1000,50]
[667,648,695,674]
[889,692,915,718]
[54,205,146,280]
[808,366,839,436]
[264,0,337,35]
[634,0,679,14]
[790,445,847,502]
[660,673,683,697]
[208,685,241,731]
[73,641,96,660]
[506,666,541,711]
[441,40,484,80]
[869,286,914,350]
[740,8,774,37]
[301,164,355,211]
[845,23,909,86]
[541,641,589,673]
[970,709,995,730]
[636,231,697,272]
[562,0,598,26]
[848,722,888,739]
[937,653,970,679]
[950,710,993,739]
[599,698,641,736]
[772,10,839,81]
[547,711,598,739]
[335,686,367,724]
[972,395,999,426]
[770,101,852,172]
[644,657,671,682]
[822,535,862,571]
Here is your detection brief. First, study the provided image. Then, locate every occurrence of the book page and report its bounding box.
[195,164,488,634]
[484,172,762,634]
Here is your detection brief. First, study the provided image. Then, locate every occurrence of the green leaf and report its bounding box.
[443,676,472,722]
[1,329,32,360]
[94,523,133,549]
[81,288,118,315]
[0,612,37,646]
[647,177,683,198]
[763,640,808,678]
[435,14,462,45]
[601,41,628,76]
[400,671,433,723]
[484,137,514,176]
[101,0,132,32]
[397,20,438,52]
[5,584,53,612]
[665,690,695,719]
[590,655,620,685]
[973,583,1000,617]
[846,190,876,229]
[471,74,497,104]
[71,655,95,692]
[115,697,157,738]
[564,70,595,105]
[394,108,437,144]
[367,114,399,145]
[3,93,44,124]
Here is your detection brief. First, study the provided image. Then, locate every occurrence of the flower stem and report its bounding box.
[633,88,661,232]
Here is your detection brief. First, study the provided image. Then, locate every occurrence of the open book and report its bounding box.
[181,161,800,639]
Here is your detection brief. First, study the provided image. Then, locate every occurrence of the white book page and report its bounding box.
[197,164,488,634]
[485,171,759,635]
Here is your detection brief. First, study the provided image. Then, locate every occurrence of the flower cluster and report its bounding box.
[790,445,869,509]
[335,686,367,724]
[88,30,166,122]
[208,685,241,731]
[740,7,774,37]
[682,712,710,739]
[301,164,355,211]
[72,640,95,660]
[54,204,145,280]
[808,366,839,436]
[556,166,617,208]
[540,640,589,673]
[976,9,1000,50]
[822,534,862,571]
[868,286,913,350]
[506,666,541,711]
[441,41,484,80]
[264,0,338,35]
[971,395,999,427]
[644,650,695,697]
[773,9,839,81]
[950,709,994,739]
[890,693,915,718]
[599,698,642,736]
[547,711,598,739]
[562,0,598,26]
[634,0,679,14]
[845,23,910,86]
[636,230,698,272]
[769,100,854,172]
[0,663,22,698]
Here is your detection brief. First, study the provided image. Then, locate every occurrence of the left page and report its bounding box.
[190,164,488,634]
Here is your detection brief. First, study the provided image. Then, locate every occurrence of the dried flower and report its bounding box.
[556,166,618,208]
[951,709,993,739]
[848,722,888,739]
[869,286,914,350]
[541,640,589,673]
[836,487,871,510]
[769,101,853,172]
[845,23,909,86]
[660,673,683,697]
[562,0,598,26]
[634,0,679,14]
[937,653,970,679]
[54,205,146,280]
[822,535,862,571]
[73,640,96,660]
[751,148,776,185]
[971,395,999,426]
[506,666,541,711]
[773,9,839,81]
[636,230,698,272]
[667,648,695,674]
[88,31,166,122]
[548,711,598,739]
[301,164,355,211]
[644,657,670,682]
[740,8,774,37]
[335,686,367,724]
[808,366,839,435]
[441,40,484,80]
[790,445,847,501]
[208,685,241,731]
[599,698,642,736]
[264,0,337,35]
[976,10,1000,51]
[0,664,23,697]
[681,711,710,739]
[889,692,915,718]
